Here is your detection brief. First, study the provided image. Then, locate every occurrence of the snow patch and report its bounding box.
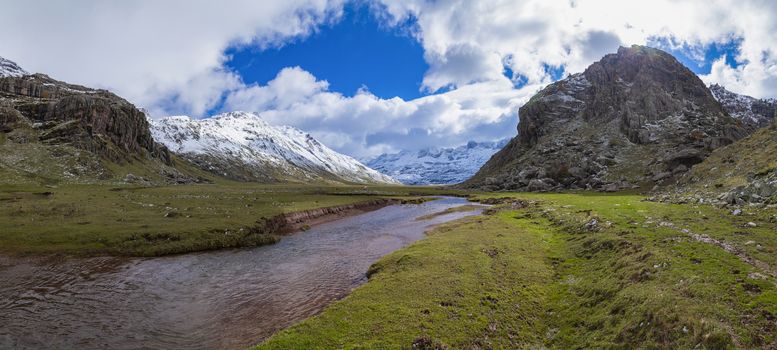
[0,57,28,78]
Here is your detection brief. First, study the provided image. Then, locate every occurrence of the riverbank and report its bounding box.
[257,192,777,349]
[0,197,483,350]
[0,183,461,256]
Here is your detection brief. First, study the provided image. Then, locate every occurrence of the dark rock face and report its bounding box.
[0,73,171,164]
[466,45,751,191]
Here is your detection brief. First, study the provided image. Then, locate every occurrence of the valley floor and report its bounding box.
[257,193,777,349]
[0,183,457,256]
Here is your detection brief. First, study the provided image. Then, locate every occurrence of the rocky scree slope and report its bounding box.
[464,45,751,192]
[0,56,199,184]
[150,112,398,184]
[365,139,509,185]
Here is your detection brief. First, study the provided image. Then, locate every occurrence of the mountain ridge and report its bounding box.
[366,139,509,185]
[150,111,398,184]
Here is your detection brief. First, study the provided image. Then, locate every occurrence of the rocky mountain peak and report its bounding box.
[466,45,751,192]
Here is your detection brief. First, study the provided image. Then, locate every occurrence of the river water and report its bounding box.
[0,197,482,350]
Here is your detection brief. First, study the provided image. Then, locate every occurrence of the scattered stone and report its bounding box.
[584,218,599,231]
[412,335,448,350]
[748,272,768,280]
[603,183,619,192]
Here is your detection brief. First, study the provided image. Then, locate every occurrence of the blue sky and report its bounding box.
[226,3,428,101]
[649,37,743,75]
[220,3,743,120]
[3,1,775,158]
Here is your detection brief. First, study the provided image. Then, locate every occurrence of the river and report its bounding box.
[0,197,482,349]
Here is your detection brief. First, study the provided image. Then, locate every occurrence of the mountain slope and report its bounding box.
[0,56,203,185]
[666,121,777,205]
[150,112,398,184]
[464,45,751,192]
[366,139,509,185]
[658,86,777,205]
[709,83,776,128]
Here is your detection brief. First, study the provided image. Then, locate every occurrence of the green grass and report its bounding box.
[257,192,777,349]
[0,182,464,256]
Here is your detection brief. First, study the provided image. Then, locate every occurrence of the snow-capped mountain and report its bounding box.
[0,57,29,77]
[150,111,398,184]
[366,139,510,185]
[710,84,776,127]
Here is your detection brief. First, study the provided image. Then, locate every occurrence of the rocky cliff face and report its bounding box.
[465,45,751,192]
[0,73,170,163]
[0,57,198,184]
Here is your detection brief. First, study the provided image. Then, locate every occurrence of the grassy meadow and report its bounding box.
[0,182,461,256]
[258,192,777,349]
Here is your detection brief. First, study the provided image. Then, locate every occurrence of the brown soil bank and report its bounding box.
[261,198,401,235]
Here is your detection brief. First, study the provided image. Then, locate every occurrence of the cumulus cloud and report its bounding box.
[377,0,777,98]
[0,0,344,117]
[224,67,539,157]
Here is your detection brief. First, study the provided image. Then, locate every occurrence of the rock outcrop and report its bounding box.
[0,57,201,184]
[464,45,751,191]
[0,73,170,164]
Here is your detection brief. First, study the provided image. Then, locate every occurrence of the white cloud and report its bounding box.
[0,0,344,117]
[224,67,539,157]
[377,0,777,98]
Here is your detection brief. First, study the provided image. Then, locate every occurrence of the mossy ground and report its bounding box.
[0,183,462,256]
[257,192,777,349]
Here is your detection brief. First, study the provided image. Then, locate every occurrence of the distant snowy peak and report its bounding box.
[367,139,509,185]
[710,84,776,127]
[150,111,397,184]
[0,57,29,78]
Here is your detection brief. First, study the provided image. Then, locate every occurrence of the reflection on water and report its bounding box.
[0,197,482,350]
